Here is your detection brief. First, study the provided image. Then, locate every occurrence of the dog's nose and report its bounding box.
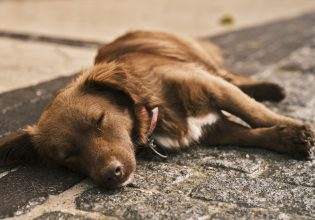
[103,161,123,187]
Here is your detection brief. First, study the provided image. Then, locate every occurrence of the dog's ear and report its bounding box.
[0,128,39,166]
[82,62,144,105]
[79,62,153,145]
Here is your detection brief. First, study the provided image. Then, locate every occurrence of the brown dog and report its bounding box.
[0,31,314,188]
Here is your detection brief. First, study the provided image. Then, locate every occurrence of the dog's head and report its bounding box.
[0,62,154,188]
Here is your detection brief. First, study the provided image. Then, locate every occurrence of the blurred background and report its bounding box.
[1,0,315,94]
[1,0,315,41]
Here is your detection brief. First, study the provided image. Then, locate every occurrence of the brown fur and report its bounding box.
[0,31,314,188]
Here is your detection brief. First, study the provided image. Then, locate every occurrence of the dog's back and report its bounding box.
[95,31,224,72]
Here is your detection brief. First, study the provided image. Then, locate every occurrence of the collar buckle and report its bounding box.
[147,137,168,158]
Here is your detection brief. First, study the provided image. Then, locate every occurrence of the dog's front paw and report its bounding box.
[279,123,315,159]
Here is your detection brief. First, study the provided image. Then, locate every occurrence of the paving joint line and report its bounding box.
[0,30,103,48]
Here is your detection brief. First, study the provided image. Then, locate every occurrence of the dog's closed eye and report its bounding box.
[96,113,105,127]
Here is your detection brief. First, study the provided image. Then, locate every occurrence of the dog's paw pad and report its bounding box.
[286,124,315,159]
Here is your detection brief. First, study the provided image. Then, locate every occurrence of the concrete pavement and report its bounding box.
[0,38,94,93]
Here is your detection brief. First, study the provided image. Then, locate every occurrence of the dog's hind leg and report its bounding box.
[196,74,315,158]
[202,75,295,128]
[215,70,286,102]
[200,117,315,159]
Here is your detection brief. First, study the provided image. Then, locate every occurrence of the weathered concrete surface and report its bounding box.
[0,75,75,135]
[0,166,83,219]
[191,172,315,217]
[255,39,315,125]
[211,12,315,75]
[0,38,94,94]
[75,148,315,219]
[76,187,209,220]
[208,206,314,220]
[34,212,94,220]
[279,42,315,73]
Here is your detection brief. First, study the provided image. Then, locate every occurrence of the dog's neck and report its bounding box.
[142,106,167,158]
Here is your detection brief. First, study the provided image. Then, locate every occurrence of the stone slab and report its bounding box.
[76,187,209,220]
[211,11,315,75]
[190,172,315,218]
[260,159,315,188]
[166,146,265,174]
[209,206,314,220]
[279,41,315,72]
[0,166,83,218]
[0,75,75,136]
[0,38,94,94]
[254,41,315,125]
[34,211,95,220]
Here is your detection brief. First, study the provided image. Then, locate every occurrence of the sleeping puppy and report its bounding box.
[0,31,314,188]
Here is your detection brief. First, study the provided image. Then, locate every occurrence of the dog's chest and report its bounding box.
[153,112,219,149]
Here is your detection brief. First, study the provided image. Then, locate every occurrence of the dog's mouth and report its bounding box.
[119,173,134,187]
[97,172,135,189]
